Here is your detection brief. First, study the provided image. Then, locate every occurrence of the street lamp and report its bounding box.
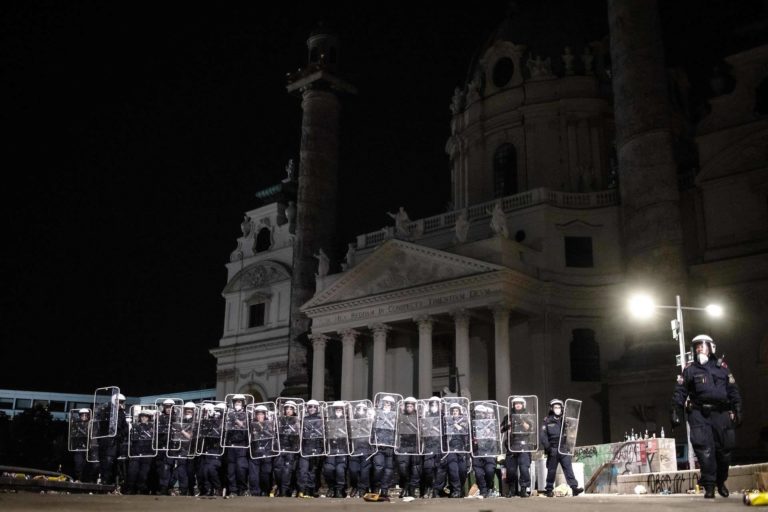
[627,293,724,471]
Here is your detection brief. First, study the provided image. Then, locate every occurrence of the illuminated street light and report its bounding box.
[626,293,724,471]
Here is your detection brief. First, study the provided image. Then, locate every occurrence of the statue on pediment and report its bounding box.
[314,248,330,277]
[488,202,509,238]
[387,206,411,238]
[283,158,296,182]
[240,214,252,237]
[450,86,465,115]
[527,55,552,80]
[454,210,470,243]
[562,46,575,76]
[344,243,356,270]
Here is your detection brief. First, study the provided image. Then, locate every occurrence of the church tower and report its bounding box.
[283,24,357,397]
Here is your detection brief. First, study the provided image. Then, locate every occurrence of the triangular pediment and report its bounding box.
[303,239,503,309]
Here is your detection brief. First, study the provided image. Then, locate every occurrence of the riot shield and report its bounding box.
[275,397,303,454]
[370,392,402,447]
[85,421,100,463]
[418,399,442,455]
[128,405,158,458]
[324,401,351,456]
[559,398,582,456]
[154,398,181,451]
[68,409,90,452]
[91,386,120,439]
[300,401,326,457]
[222,394,252,448]
[248,402,277,459]
[195,401,225,456]
[167,404,198,459]
[442,396,470,453]
[470,401,502,457]
[394,399,421,455]
[348,399,375,457]
[506,395,539,453]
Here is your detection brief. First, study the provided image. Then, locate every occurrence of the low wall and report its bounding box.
[617,463,768,494]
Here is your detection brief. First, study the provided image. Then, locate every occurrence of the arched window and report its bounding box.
[570,328,600,382]
[255,228,271,253]
[494,144,518,197]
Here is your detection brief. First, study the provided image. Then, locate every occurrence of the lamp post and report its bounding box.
[628,293,723,471]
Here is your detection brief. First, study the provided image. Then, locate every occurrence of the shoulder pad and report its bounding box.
[719,360,728,368]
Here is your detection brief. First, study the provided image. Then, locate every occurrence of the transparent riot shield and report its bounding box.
[418,399,442,455]
[248,402,277,460]
[370,392,402,447]
[168,404,198,459]
[195,401,225,456]
[91,386,120,439]
[275,397,303,454]
[442,396,470,453]
[394,399,422,455]
[154,398,181,451]
[223,394,252,448]
[128,405,158,458]
[559,398,582,456]
[470,401,502,456]
[85,421,100,463]
[506,395,539,453]
[324,401,351,456]
[300,401,326,457]
[68,409,90,452]
[348,399,375,457]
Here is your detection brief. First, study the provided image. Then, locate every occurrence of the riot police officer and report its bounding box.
[248,404,274,496]
[420,397,442,499]
[156,398,175,495]
[503,396,532,497]
[274,400,300,497]
[348,402,374,498]
[71,408,94,482]
[197,403,224,497]
[323,401,349,498]
[225,394,249,496]
[371,395,396,498]
[471,404,497,498]
[172,402,198,496]
[671,334,742,499]
[540,398,583,497]
[396,397,421,498]
[98,393,128,487]
[125,409,155,494]
[297,399,324,498]
[436,403,469,498]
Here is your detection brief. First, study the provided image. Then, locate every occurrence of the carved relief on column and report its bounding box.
[310,333,329,401]
[339,329,359,400]
[451,309,471,398]
[369,323,391,395]
[491,302,512,402]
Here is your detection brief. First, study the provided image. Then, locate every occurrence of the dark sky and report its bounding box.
[2,2,764,396]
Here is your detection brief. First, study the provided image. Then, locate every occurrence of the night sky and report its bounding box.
[2,2,764,396]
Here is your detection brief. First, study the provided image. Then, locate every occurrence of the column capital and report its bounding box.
[415,315,434,335]
[491,302,513,319]
[368,322,391,335]
[340,329,359,346]
[310,333,329,349]
[451,308,470,327]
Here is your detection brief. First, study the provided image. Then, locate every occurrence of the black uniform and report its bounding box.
[224,407,249,495]
[502,412,532,497]
[126,417,155,494]
[395,407,421,497]
[297,410,324,496]
[248,414,275,496]
[671,355,742,495]
[539,411,581,495]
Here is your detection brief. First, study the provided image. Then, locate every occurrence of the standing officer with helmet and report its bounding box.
[540,399,583,497]
[671,334,742,499]
[503,396,533,497]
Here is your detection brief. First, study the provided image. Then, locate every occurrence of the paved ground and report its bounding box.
[0,492,747,511]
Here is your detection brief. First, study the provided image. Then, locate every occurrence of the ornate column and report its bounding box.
[310,333,328,401]
[492,304,512,401]
[415,316,434,398]
[452,309,471,397]
[340,329,359,400]
[369,323,390,395]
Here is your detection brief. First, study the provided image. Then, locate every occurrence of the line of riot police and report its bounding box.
[69,387,583,498]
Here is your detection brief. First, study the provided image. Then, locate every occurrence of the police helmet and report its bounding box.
[403,396,417,404]
[215,402,227,410]
[306,399,320,407]
[511,396,527,408]
[331,401,345,408]
[255,405,269,413]
[474,404,488,413]
[183,401,196,409]
[549,399,564,412]
[202,403,215,414]
[449,403,462,412]
[139,409,154,417]
[117,393,126,401]
[232,394,246,401]
[162,399,175,406]
[78,408,90,415]
[691,334,716,356]
[283,400,297,412]
[427,396,440,402]
[382,395,395,403]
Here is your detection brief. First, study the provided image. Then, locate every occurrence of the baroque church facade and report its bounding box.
[212,3,768,453]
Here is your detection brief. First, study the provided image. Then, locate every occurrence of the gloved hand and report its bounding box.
[732,405,743,428]
[670,406,683,429]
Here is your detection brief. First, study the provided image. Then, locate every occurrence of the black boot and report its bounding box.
[717,484,729,497]
[572,486,584,496]
[704,485,715,499]
[546,489,554,497]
